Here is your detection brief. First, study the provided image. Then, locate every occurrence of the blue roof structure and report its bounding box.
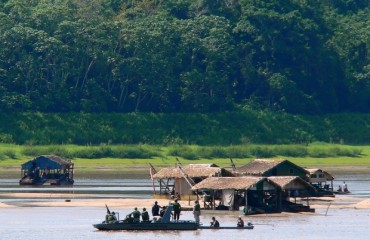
[21,155,73,170]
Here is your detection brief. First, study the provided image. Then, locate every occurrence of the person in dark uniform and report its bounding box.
[172,199,181,222]
[131,207,141,222]
[141,208,150,222]
[237,216,244,227]
[152,201,161,216]
[210,217,220,228]
[160,205,167,217]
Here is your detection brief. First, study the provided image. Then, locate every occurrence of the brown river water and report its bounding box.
[1,174,370,240]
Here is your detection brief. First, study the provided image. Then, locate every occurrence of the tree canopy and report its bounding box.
[0,0,369,114]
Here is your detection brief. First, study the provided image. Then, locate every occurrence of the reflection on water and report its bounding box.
[0,178,154,199]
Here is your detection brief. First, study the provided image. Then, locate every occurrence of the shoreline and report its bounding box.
[2,165,370,179]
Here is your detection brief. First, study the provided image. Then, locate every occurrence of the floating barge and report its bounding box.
[19,155,74,186]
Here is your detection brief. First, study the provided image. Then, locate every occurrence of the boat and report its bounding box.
[199,224,254,230]
[93,203,198,231]
[19,155,74,186]
[334,190,351,195]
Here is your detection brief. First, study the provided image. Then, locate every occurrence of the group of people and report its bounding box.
[122,207,150,223]
[105,199,247,227]
[121,199,182,223]
[192,199,246,228]
[337,181,350,193]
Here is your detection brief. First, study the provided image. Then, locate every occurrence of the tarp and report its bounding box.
[222,189,234,207]
[21,155,72,170]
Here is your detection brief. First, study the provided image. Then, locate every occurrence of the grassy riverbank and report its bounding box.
[0,143,369,178]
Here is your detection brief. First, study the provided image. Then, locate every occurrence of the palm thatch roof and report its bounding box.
[152,164,233,179]
[305,168,334,180]
[21,155,73,170]
[267,176,316,191]
[234,159,284,175]
[191,177,262,190]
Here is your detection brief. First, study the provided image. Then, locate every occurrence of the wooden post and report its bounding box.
[212,190,215,210]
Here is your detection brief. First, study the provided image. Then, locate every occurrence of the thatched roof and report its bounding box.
[21,155,73,170]
[191,177,262,190]
[234,159,285,175]
[267,176,316,191]
[152,165,233,179]
[305,168,334,180]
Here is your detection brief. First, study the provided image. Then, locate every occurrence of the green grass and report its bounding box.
[0,143,369,175]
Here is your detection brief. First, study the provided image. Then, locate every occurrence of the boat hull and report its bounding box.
[93,221,198,231]
[199,225,254,230]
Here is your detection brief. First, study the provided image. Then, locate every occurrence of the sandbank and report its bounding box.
[1,192,370,211]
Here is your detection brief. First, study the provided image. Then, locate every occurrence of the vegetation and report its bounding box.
[0,112,369,145]
[1,143,369,176]
[0,1,369,177]
[0,142,367,162]
[0,0,368,114]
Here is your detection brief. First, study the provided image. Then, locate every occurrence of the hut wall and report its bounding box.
[309,172,327,183]
[175,179,192,196]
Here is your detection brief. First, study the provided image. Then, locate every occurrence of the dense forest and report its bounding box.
[0,0,368,114]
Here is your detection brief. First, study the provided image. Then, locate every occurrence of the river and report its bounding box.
[1,174,370,240]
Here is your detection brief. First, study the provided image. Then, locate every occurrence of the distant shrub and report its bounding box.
[196,147,228,159]
[307,145,362,158]
[308,147,333,158]
[21,146,50,157]
[21,146,72,158]
[249,146,275,158]
[225,146,251,158]
[273,145,308,157]
[113,145,160,159]
[4,150,17,159]
[167,145,199,160]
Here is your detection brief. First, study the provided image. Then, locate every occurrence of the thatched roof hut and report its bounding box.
[267,176,316,192]
[152,164,233,179]
[305,168,334,182]
[191,177,262,190]
[152,164,233,196]
[234,159,308,180]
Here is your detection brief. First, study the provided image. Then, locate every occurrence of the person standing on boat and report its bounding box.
[141,208,150,222]
[210,217,220,228]
[193,200,201,225]
[152,201,161,216]
[132,207,141,222]
[172,199,181,222]
[343,181,349,192]
[237,216,244,227]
